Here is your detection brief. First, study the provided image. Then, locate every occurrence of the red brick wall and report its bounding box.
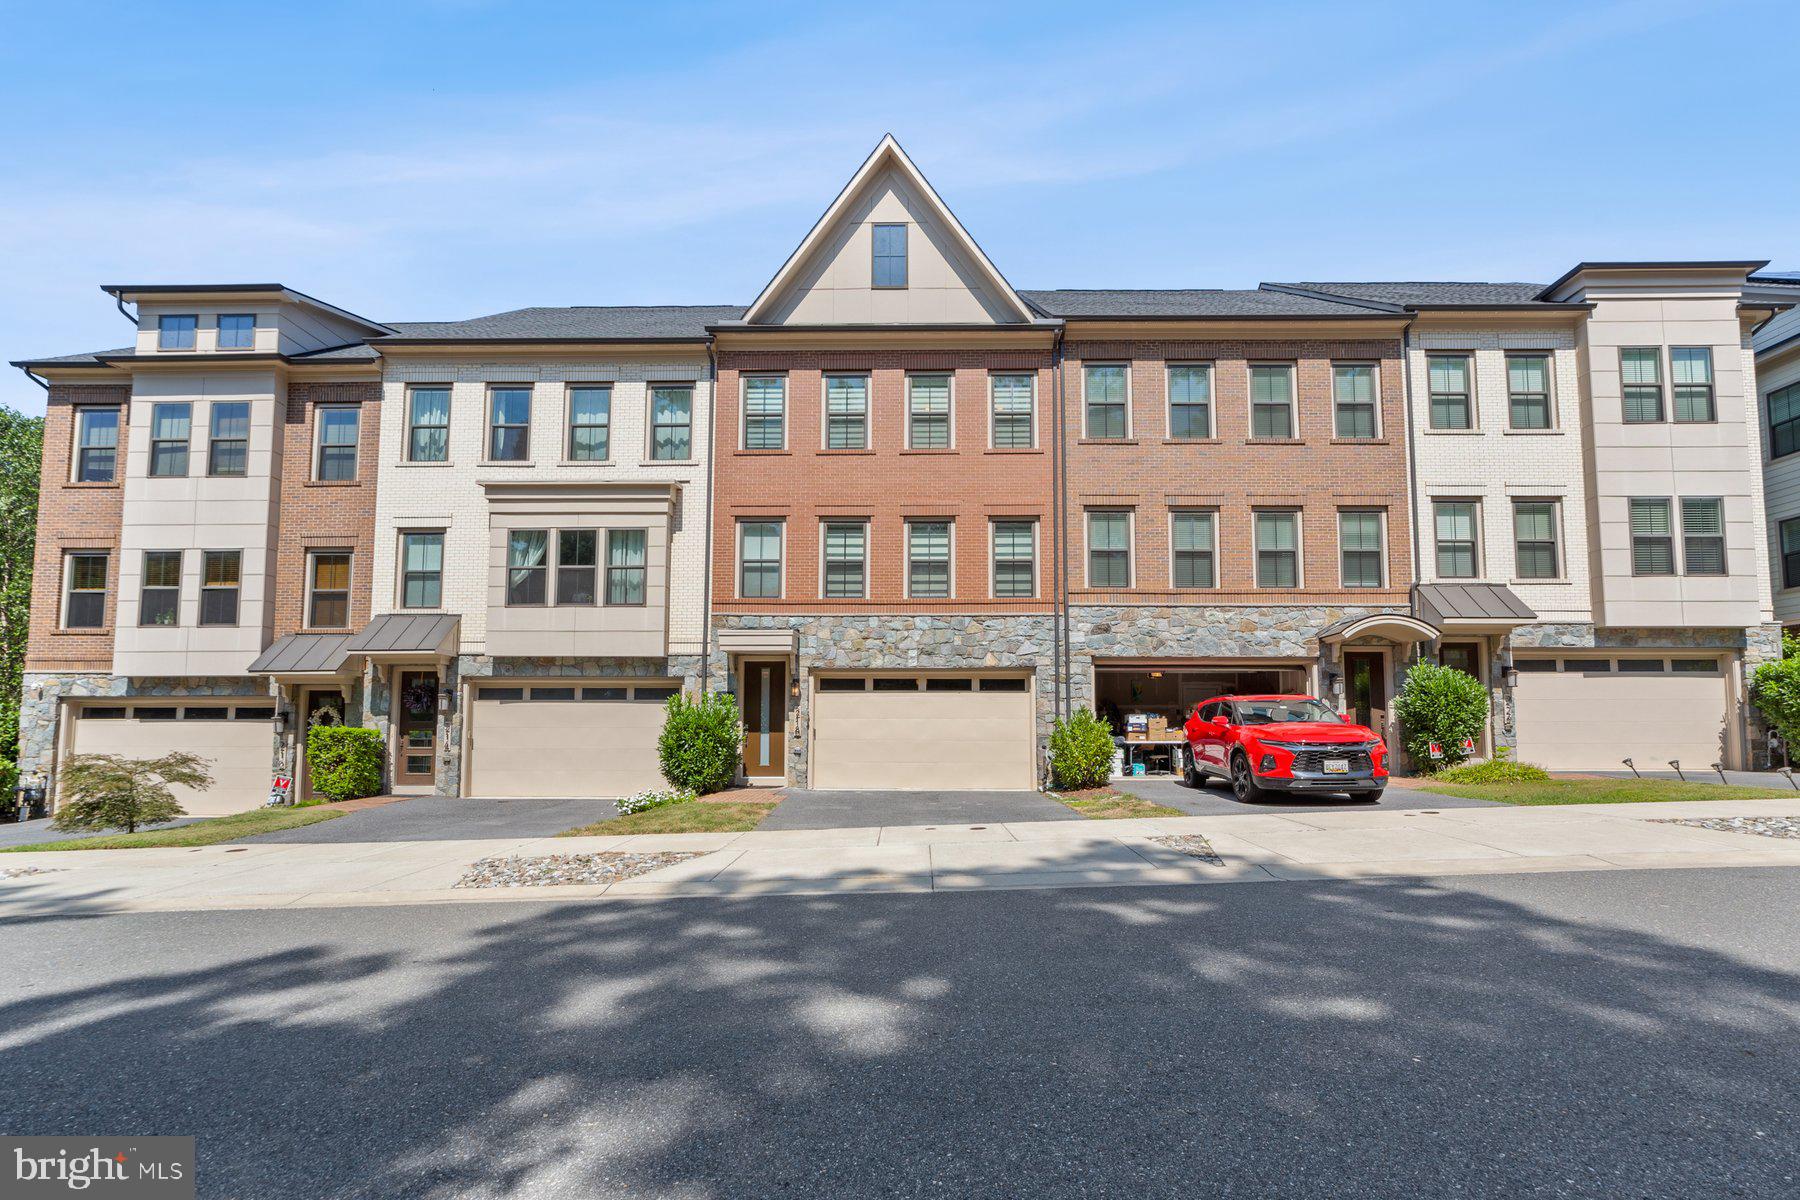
[1062,338,1412,604]
[273,382,380,637]
[712,348,1058,613]
[25,383,130,671]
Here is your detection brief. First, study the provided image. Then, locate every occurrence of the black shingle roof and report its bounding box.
[11,347,136,368]
[1018,289,1386,319]
[379,305,745,341]
[1268,282,1557,308]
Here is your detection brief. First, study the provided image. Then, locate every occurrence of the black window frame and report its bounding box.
[1782,516,1800,590]
[1770,382,1800,461]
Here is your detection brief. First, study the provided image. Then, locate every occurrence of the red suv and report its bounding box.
[1183,694,1387,803]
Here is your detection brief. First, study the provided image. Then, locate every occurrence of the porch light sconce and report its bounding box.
[1501,667,1520,689]
[274,709,289,736]
[438,686,455,714]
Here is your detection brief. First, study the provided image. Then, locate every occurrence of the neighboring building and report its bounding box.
[1751,273,1800,639]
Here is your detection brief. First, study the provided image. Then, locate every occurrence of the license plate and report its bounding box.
[1323,758,1350,774]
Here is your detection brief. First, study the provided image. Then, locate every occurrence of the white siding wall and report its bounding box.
[1758,340,1800,624]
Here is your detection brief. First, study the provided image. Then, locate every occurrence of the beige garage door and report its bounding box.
[67,703,276,817]
[467,682,676,798]
[1512,656,1731,771]
[811,676,1036,791]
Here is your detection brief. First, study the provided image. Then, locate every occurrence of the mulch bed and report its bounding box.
[1149,834,1223,864]
[1652,815,1800,840]
[455,851,703,889]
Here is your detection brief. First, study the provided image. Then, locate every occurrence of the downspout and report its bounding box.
[18,366,48,392]
[111,291,137,326]
[700,339,718,695]
[1054,326,1071,719]
[1399,318,1422,588]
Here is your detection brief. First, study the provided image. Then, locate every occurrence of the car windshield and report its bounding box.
[1232,698,1341,726]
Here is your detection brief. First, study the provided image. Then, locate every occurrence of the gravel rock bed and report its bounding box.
[456,851,704,889]
[1149,834,1223,864]
[1653,815,1800,841]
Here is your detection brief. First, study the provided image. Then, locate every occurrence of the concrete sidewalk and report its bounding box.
[4,798,1800,914]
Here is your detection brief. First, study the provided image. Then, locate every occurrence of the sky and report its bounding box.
[2,0,1795,415]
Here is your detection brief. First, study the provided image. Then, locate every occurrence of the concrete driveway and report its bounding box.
[761,789,1080,830]
[1114,775,1502,815]
[240,796,620,843]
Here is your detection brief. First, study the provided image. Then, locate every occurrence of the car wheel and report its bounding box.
[1230,754,1263,803]
[1351,788,1385,802]
[1182,751,1203,789]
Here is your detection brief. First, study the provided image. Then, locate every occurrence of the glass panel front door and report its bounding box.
[740,661,787,780]
[396,670,439,787]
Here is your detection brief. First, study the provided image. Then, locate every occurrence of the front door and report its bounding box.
[740,660,787,780]
[1344,652,1387,735]
[396,670,439,787]
[301,688,348,799]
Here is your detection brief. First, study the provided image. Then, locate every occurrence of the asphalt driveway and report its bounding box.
[1114,775,1502,815]
[760,789,1081,830]
[240,796,620,843]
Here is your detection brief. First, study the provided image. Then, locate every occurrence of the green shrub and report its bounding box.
[617,786,697,816]
[52,751,211,833]
[1391,661,1489,770]
[1751,634,1800,751]
[1049,708,1116,790]
[306,725,384,801]
[658,690,743,794]
[0,755,17,812]
[1431,758,1551,784]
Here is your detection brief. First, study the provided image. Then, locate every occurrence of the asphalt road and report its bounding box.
[3,867,1797,1198]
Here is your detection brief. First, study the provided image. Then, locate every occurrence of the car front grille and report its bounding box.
[1289,748,1374,774]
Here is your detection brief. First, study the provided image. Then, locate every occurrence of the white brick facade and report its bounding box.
[371,354,713,654]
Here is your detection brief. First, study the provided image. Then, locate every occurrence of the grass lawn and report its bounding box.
[558,799,778,836]
[1412,777,1794,806]
[2,805,347,852]
[1049,789,1185,819]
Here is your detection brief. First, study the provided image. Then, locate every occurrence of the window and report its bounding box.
[1171,511,1215,589]
[205,402,249,477]
[157,314,196,350]
[1507,354,1552,429]
[992,521,1036,598]
[1338,510,1383,588]
[1618,659,1667,674]
[1681,498,1725,575]
[926,677,973,691]
[908,521,951,597]
[1255,510,1300,588]
[506,531,548,605]
[1168,365,1213,439]
[200,550,240,626]
[315,406,359,480]
[1564,658,1612,673]
[73,407,120,482]
[1672,658,1721,673]
[816,677,867,692]
[1512,659,1557,673]
[140,551,181,626]
[568,386,611,460]
[217,314,255,349]
[1333,364,1377,439]
[64,553,106,628]
[488,386,531,461]
[1672,348,1715,422]
[738,521,782,598]
[1427,355,1472,429]
[557,531,597,606]
[1435,501,1478,578]
[582,687,627,700]
[872,223,907,288]
[743,376,785,450]
[634,685,678,702]
[907,375,951,448]
[530,687,576,701]
[183,706,229,720]
[135,707,178,721]
[1621,348,1663,423]
[1084,365,1127,438]
[1629,498,1675,575]
[1782,517,1800,589]
[478,686,525,701]
[825,375,868,449]
[1087,511,1130,588]
[1771,383,1800,460]
[650,385,693,460]
[1512,501,1560,579]
[991,374,1034,448]
[400,532,444,608]
[1250,364,1296,438]
[234,706,275,720]
[307,552,351,628]
[980,677,1028,691]
[148,403,191,477]
[823,522,867,598]
[606,529,647,605]
[407,387,450,462]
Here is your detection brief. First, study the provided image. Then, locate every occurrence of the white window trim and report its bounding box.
[736,519,785,601]
[1081,362,1132,440]
[905,371,956,450]
[821,372,871,451]
[1084,509,1135,590]
[1336,508,1388,590]
[741,373,788,452]
[1247,362,1298,440]
[1330,360,1382,439]
[1167,508,1220,590]
[1251,508,1303,590]
[987,518,1039,600]
[903,518,957,600]
[1165,362,1216,440]
[988,371,1037,450]
[818,519,869,601]
[562,382,614,464]
[304,548,354,630]
[1431,497,1484,581]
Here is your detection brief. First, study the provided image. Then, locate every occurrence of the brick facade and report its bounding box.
[273,381,381,637]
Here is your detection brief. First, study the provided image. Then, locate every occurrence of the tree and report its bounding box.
[1391,661,1489,771]
[0,408,43,756]
[1750,635,1800,754]
[658,690,743,794]
[51,751,213,834]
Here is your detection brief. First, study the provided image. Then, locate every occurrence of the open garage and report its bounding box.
[67,702,276,816]
[1092,661,1311,734]
[465,681,679,798]
[810,673,1036,791]
[1511,654,1735,771]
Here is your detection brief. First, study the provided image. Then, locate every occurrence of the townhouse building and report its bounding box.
[11,138,1790,811]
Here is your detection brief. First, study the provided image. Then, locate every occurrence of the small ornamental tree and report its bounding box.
[658,690,743,795]
[1391,661,1490,771]
[306,725,384,801]
[1749,634,1800,755]
[1049,708,1116,790]
[52,751,212,834]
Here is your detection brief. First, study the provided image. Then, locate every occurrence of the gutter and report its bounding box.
[17,366,47,392]
[1053,328,1070,721]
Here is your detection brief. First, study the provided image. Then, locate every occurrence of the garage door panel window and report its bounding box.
[1671,658,1721,673]
[183,706,229,720]
[1084,365,1127,439]
[1171,511,1215,589]
[743,376,785,450]
[1617,659,1667,673]
[606,530,647,606]
[1563,658,1611,673]
[568,386,611,461]
[739,521,782,598]
[140,551,181,626]
[531,687,576,700]
[1168,364,1213,439]
[1333,363,1377,439]
[1250,364,1295,438]
[583,686,627,700]
[478,686,524,700]
[816,677,867,692]
[823,522,866,598]
[1255,510,1299,589]
[1435,501,1478,578]
[1087,511,1130,588]
[908,522,952,598]
[1782,517,1800,589]
[992,521,1036,598]
[1338,510,1383,589]
[558,531,598,606]
[634,686,678,702]
[825,375,868,449]
[1630,498,1675,576]
[1427,355,1472,430]
[200,551,241,626]
[401,532,444,608]
[908,375,951,449]
[991,373,1034,448]
[1680,498,1725,576]
[64,553,107,629]
[925,677,973,691]
[1513,501,1560,579]
[308,551,351,628]
[507,531,549,605]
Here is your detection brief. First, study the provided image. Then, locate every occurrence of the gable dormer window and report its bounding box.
[872,223,907,288]
[158,315,197,351]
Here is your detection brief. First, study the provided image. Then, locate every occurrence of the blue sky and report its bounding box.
[3,0,1794,415]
